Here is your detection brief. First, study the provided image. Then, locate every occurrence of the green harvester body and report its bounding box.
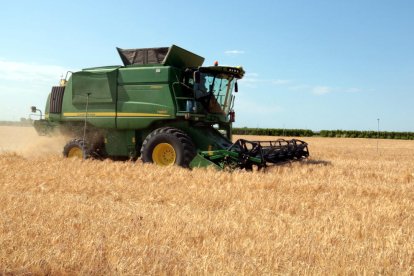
[33,45,309,169]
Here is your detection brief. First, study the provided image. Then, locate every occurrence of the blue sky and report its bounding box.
[0,0,413,131]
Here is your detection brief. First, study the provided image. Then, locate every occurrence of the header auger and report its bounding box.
[192,139,309,170]
[31,45,309,170]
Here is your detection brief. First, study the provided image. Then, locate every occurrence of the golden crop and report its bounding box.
[0,126,413,274]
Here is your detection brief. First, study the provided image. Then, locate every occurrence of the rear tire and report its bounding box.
[140,127,196,168]
[63,139,91,159]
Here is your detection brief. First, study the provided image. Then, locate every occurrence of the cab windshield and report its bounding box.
[195,73,235,114]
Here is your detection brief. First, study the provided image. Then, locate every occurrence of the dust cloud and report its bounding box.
[0,126,67,157]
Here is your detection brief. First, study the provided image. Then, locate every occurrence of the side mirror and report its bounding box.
[234,81,238,93]
[194,71,201,84]
[30,106,43,119]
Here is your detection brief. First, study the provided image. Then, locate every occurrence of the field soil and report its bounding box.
[0,126,413,274]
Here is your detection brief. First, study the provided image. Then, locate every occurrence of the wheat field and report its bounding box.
[0,126,413,275]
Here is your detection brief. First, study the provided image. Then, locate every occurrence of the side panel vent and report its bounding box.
[50,86,65,113]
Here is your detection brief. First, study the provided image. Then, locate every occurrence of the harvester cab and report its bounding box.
[31,45,309,170]
[193,64,242,114]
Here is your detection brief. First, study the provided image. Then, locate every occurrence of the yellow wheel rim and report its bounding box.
[152,143,176,166]
[68,147,83,158]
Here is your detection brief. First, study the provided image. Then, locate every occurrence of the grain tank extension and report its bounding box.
[32,45,309,169]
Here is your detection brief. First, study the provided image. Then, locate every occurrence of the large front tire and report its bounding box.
[140,127,196,168]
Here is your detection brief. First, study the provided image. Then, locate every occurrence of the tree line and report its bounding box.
[318,130,414,140]
[0,118,34,127]
[233,128,414,140]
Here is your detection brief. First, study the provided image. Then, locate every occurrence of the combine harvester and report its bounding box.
[31,45,309,170]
